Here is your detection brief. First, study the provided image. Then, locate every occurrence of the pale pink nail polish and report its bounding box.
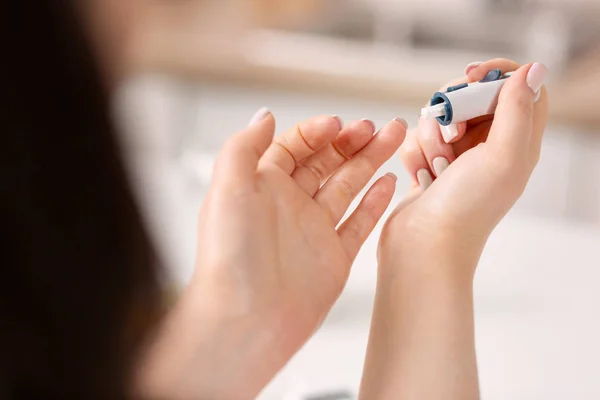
[332,115,344,130]
[526,63,548,94]
[393,117,409,130]
[417,169,433,190]
[464,61,484,75]
[441,124,459,143]
[362,118,376,133]
[248,107,270,126]
[386,172,398,181]
[432,157,450,177]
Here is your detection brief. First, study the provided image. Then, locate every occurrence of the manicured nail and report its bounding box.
[332,115,344,130]
[385,172,398,182]
[441,124,459,143]
[432,157,450,177]
[526,63,548,94]
[393,117,409,130]
[417,169,433,190]
[248,107,270,126]
[464,61,484,75]
[361,118,376,133]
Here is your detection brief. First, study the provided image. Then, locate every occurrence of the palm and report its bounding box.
[264,169,352,325]
[197,114,406,350]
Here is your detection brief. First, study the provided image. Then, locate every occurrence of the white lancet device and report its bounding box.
[420,69,541,141]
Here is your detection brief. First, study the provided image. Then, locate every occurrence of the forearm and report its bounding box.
[134,282,287,400]
[360,246,480,400]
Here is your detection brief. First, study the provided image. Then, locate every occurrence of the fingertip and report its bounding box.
[488,63,543,154]
[446,122,467,144]
[248,106,271,126]
[464,61,484,76]
[535,84,550,112]
[526,62,549,95]
[373,119,407,154]
[334,119,376,158]
[332,115,344,130]
[498,63,539,103]
[298,115,344,151]
[393,117,409,130]
[369,174,398,201]
[361,118,376,133]
[246,108,276,138]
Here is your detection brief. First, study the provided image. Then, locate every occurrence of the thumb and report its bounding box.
[487,63,548,160]
[214,107,276,186]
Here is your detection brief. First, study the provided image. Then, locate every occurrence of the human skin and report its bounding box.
[359,60,549,400]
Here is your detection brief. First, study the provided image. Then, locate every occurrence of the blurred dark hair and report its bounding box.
[1,1,161,399]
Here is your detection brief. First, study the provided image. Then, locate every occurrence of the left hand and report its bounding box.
[137,110,407,400]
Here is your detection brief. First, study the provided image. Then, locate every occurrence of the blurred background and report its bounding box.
[115,1,600,399]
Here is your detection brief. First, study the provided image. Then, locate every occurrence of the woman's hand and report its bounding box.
[380,60,549,276]
[360,60,549,400]
[137,110,407,400]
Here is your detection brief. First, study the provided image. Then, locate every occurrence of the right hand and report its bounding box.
[379,59,549,276]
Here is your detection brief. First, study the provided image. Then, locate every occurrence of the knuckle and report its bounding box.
[307,163,326,182]
[335,175,356,199]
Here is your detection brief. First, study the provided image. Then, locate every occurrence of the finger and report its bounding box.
[259,115,343,174]
[398,128,433,190]
[440,122,468,144]
[292,119,376,196]
[437,59,520,143]
[416,117,456,178]
[529,85,550,166]
[316,119,407,226]
[214,107,275,186]
[338,173,397,261]
[466,58,521,83]
[487,63,549,161]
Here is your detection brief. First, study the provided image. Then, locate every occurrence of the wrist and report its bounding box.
[378,216,488,283]
[365,241,479,400]
[135,281,285,400]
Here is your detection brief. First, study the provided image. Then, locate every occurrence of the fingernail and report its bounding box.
[432,157,450,177]
[464,61,484,75]
[526,63,548,94]
[393,117,409,130]
[332,115,344,130]
[361,118,376,133]
[441,124,459,143]
[417,169,433,190]
[248,107,270,126]
[386,172,398,181]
